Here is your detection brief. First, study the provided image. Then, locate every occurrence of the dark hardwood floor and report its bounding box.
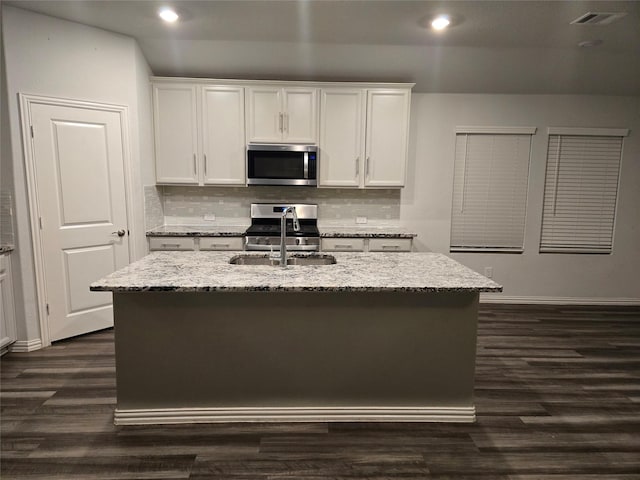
[2,304,640,479]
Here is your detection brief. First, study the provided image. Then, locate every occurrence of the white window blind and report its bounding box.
[450,129,533,252]
[540,129,626,253]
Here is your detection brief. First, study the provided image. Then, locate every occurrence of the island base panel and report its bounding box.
[113,290,479,424]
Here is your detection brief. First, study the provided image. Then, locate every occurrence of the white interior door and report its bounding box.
[29,102,130,342]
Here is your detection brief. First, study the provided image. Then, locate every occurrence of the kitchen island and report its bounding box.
[91,251,501,425]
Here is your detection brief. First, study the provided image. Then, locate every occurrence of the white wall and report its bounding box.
[404,94,640,303]
[1,5,152,344]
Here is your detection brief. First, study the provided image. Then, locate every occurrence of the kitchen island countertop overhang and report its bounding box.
[90,251,502,293]
[92,252,502,425]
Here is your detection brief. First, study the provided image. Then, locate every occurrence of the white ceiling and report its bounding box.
[5,0,640,94]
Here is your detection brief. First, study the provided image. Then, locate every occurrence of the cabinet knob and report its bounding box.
[111,229,126,237]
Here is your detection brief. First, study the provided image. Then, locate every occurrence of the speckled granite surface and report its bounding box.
[319,226,417,238]
[146,224,416,238]
[91,251,502,293]
[146,225,248,237]
[0,245,14,254]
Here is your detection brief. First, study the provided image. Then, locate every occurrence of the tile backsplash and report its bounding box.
[145,185,401,228]
[144,186,164,230]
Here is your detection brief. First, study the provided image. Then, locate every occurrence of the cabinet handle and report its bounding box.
[193,154,197,174]
[211,243,230,248]
[382,245,401,250]
[161,243,182,248]
[284,113,289,132]
[335,244,353,249]
[279,113,283,132]
[355,157,359,176]
[366,157,370,177]
[204,154,207,176]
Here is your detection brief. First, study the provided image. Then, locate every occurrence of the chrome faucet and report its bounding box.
[280,206,300,267]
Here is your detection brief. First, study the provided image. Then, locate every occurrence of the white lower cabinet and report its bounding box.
[321,238,366,252]
[149,237,196,251]
[0,253,17,355]
[368,238,412,252]
[200,237,244,251]
[149,237,244,251]
[322,237,412,253]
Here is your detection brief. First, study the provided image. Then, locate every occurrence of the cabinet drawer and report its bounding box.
[149,237,195,251]
[368,238,412,252]
[321,238,365,252]
[200,237,244,251]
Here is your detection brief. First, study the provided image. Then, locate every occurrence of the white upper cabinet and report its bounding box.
[319,89,365,187]
[364,89,411,188]
[152,78,412,188]
[246,86,317,144]
[319,87,411,188]
[153,84,199,184]
[201,86,246,185]
[153,82,246,186]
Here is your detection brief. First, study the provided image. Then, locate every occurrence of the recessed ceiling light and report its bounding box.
[158,7,179,23]
[431,15,451,30]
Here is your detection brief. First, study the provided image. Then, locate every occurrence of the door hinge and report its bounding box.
[30,125,34,138]
[46,304,50,315]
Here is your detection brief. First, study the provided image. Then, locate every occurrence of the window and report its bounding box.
[540,127,628,254]
[450,127,535,252]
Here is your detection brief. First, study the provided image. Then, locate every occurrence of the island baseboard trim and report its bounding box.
[114,406,476,425]
[480,295,640,306]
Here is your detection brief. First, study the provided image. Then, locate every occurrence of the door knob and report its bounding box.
[112,229,126,237]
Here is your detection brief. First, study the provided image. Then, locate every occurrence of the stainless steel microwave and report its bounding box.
[247,144,318,186]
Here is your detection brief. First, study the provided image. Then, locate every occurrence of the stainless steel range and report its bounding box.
[244,203,320,251]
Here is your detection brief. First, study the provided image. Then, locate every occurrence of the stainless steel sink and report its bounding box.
[286,254,336,266]
[229,254,336,266]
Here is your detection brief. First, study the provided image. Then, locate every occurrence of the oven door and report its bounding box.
[247,145,317,186]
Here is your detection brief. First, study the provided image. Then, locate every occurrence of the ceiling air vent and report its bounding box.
[570,12,627,25]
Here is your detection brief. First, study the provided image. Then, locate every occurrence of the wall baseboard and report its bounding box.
[9,338,43,352]
[114,406,476,425]
[480,295,640,306]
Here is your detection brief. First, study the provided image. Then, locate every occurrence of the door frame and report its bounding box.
[19,94,138,348]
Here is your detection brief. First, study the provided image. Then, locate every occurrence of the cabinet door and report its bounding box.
[368,238,412,252]
[0,254,17,353]
[202,86,246,185]
[318,89,364,187]
[321,238,365,252]
[364,89,410,187]
[283,88,317,144]
[246,87,282,143]
[200,237,244,251]
[153,84,199,184]
[148,237,196,251]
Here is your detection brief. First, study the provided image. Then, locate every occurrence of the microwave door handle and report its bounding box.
[303,152,309,179]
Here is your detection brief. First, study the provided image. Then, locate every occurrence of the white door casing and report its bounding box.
[20,95,133,345]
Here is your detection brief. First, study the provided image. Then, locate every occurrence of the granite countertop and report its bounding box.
[319,226,417,238]
[146,225,248,237]
[0,245,14,254]
[146,225,417,238]
[91,251,502,293]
